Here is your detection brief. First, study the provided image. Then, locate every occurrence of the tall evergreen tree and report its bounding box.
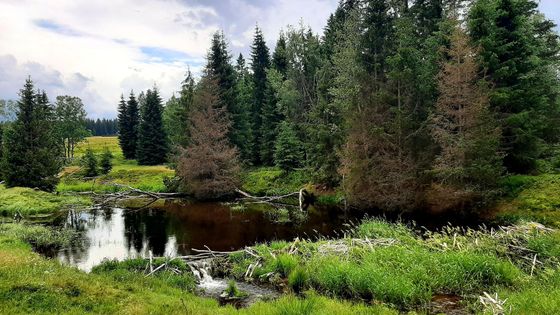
[127,91,140,158]
[118,91,140,159]
[136,88,168,165]
[272,33,288,77]
[206,31,250,160]
[429,24,502,210]
[233,54,255,162]
[250,26,271,164]
[2,78,61,191]
[362,0,394,84]
[117,95,129,157]
[308,1,360,186]
[469,0,560,173]
[164,70,195,148]
[176,77,240,199]
[259,69,283,166]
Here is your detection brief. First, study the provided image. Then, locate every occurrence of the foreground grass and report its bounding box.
[0,223,396,315]
[495,174,560,227]
[226,219,560,313]
[0,185,90,218]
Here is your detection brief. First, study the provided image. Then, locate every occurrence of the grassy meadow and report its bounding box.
[57,136,174,193]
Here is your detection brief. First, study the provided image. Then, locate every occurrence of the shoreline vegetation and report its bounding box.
[1,217,559,314]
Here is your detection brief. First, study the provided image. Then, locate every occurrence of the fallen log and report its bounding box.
[235,188,310,211]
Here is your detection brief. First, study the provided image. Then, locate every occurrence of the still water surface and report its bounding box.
[55,201,365,271]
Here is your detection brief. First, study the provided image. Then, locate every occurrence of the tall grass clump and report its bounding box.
[271,254,299,277]
[288,267,309,293]
[0,223,81,253]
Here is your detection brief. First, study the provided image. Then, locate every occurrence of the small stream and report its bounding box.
[53,200,367,271]
[47,199,476,310]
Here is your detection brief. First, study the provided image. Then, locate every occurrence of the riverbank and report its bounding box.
[1,219,558,314]
[222,219,560,313]
[0,223,395,314]
[0,185,90,219]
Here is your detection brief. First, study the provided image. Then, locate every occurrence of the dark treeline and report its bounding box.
[118,0,560,206]
[86,118,118,136]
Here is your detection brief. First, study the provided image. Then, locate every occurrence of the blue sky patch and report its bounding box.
[140,46,190,62]
[33,19,83,37]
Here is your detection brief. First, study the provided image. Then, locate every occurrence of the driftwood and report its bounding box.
[235,188,309,211]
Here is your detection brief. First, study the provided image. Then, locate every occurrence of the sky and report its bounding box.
[0,0,558,119]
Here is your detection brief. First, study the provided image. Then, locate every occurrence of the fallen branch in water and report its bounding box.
[235,188,309,212]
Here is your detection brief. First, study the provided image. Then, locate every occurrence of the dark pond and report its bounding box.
[54,200,368,271]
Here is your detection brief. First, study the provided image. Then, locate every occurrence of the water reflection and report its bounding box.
[57,201,359,271]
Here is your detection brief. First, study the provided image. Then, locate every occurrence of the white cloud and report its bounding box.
[0,0,218,118]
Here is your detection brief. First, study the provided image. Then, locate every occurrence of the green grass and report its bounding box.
[0,224,396,314]
[495,174,560,227]
[0,223,81,252]
[0,185,91,218]
[241,167,310,196]
[57,137,174,193]
[226,219,560,313]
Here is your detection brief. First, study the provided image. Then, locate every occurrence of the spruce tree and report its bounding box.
[469,0,560,173]
[274,121,303,171]
[272,33,288,77]
[308,1,360,186]
[429,24,502,210]
[259,70,282,166]
[233,54,255,162]
[100,147,113,175]
[164,70,194,149]
[81,147,99,177]
[176,77,240,199]
[2,78,61,191]
[250,26,271,164]
[362,0,394,84]
[127,91,140,158]
[136,88,168,165]
[206,31,250,161]
[117,94,131,158]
